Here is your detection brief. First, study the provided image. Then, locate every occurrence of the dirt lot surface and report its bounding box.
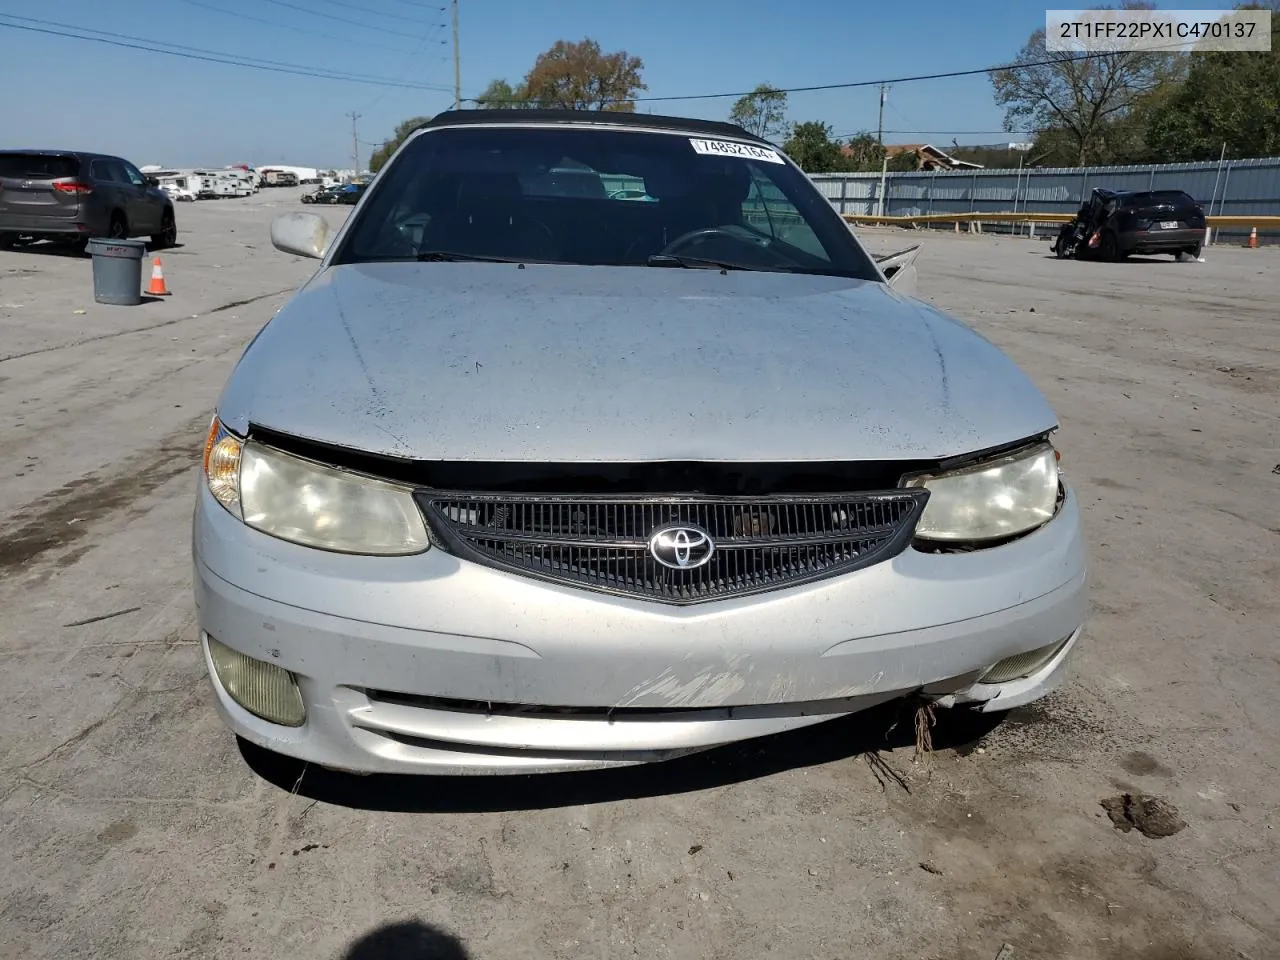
[1,197,1277,960]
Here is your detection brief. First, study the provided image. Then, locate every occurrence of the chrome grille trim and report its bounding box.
[416,490,929,605]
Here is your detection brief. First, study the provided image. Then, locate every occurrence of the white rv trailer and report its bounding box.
[189,170,222,199]
[192,169,240,198]
[157,175,197,202]
[144,169,206,200]
[221,168,257,196]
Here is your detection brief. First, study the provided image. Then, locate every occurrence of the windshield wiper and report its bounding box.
[646,254,805,273]
[646,254,749,270]
[416,250,528,263]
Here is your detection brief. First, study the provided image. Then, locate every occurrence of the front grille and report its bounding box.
[416,490,928,604]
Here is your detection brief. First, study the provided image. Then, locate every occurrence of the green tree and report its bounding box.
[781,121,848,172]
[840,131,885,172]
[475,78,531,108]
[1024,126,1084,166]
[991,0,1184,165]
[1144,5,1280,160]
[886,150,920,172]
[728,84,789,140]
[368,115,433,173]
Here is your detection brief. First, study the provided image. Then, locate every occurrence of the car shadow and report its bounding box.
[237,697,1005,813]
[341,920,470,960]
[6,240,88,258]
[1038,253,1183,263]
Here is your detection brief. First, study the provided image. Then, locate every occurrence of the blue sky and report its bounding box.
[0,0,1234,169]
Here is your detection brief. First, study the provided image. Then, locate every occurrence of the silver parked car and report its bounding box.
[193,110,1087,776]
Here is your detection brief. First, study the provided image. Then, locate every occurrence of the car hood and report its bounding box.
[216,262,1057,462]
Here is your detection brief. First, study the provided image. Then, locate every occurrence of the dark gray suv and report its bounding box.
[0,150,177,252]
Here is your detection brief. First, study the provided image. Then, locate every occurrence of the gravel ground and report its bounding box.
[0,195,1277,960]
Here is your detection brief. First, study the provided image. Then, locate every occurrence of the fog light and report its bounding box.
[206,634,305,726]
[978,637,1071,685]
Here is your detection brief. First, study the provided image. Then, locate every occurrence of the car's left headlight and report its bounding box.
[201,416,429,555]
[903,441,1061,544]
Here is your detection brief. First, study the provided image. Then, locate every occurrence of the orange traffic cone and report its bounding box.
[147,257,171,296]
[1246,226,1257,249]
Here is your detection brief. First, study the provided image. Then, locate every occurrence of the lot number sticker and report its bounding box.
[689,138,784,164]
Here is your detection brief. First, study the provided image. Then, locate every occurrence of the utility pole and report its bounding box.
[451,0,461,109]
[347,111,361,176]
[875,84,889,218]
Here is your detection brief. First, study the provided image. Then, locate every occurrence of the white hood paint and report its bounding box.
[216,261,1058,462]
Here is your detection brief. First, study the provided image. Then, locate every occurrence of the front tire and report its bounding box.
[151,209,177,249]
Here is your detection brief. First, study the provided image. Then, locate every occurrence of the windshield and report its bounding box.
[0,152,80,180]
[1120,191,1196,208]
[333,125,881,280]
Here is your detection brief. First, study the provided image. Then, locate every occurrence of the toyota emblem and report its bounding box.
[647,523,715,570]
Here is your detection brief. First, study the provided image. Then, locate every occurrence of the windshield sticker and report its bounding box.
[689,138,784,164]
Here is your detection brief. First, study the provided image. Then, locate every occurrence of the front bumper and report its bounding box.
[193,484,1088,775]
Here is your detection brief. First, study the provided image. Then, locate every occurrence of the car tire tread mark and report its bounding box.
[0,287,296,364]
[0,413,209,575]
[1,626,193,791]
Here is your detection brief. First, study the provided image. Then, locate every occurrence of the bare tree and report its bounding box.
[991,1,1182,165]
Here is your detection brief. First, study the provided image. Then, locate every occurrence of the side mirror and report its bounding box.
[270,212,332,259]
[875,244,922,297]
[146,176,160,187]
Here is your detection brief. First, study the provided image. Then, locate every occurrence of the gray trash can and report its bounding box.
[86,237,147,306]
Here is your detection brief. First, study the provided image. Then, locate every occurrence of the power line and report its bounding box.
[310,0,445,26]
[0,17,456,91]
[462,48,1174,107]
[634,46,1187,104]
[257,0,430,39]
[836,130,1038,138]
[354,15,450,112]
[1,14,451,87]
[174,0,422,54]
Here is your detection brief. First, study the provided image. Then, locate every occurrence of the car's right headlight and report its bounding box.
[201,415,429,556]
[903,441,1061,544]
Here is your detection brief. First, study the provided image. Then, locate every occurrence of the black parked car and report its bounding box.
[329,182,368,205]
[0,149,178,252]
[300,184,338,204]
[1055,187,1205,261]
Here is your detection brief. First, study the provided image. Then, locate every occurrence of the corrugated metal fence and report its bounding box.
[810,157,1280,240]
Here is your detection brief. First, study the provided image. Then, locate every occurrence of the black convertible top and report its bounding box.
[414,109,770,146]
